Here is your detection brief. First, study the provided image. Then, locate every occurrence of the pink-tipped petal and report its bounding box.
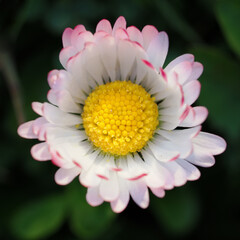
[31,142,51,161]
[59,46,78,69]
[127,26,144,46]
[147,31,169,69]
[17,121,37,139]
[86,187,104,206]
[142,25,158,49]
[183,80,201,105]
[186,62,203,83]
[32,102,43,116]
[165,54,194,72]
[110,179,130,213]
[62,27,73,47]
[150,187,165,198]
[112,16,127,36]
[55,167,81,185]
[96,19,112,34]
[129,180,149,209]
[193,132,227,155]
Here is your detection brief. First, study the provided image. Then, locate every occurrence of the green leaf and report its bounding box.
[151,186,200,236]
[11,194,66,239]
[216,0,240,56]
[190,45,240,140]
[66,183,116,239]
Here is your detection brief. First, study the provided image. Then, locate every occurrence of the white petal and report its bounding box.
[147,31,169,69]
[56,90,81,113]
[31,142,51,161]
[110,178,130,213]
[183,80,201,105]
[128,180,149,208]
[86,187,104,206]
[186,144,215,167]
[164,161,187,186]
[193,132,226,155]
[17,121,37,139]
[99,172,119,201]
[147,141,180,162]
[176,159,200,181]
[98,36,117,82]
[179,106,208,127]
[43,103,81,126]
[80,168,101,188]
[117,40,136,80]
[55,167,81,185]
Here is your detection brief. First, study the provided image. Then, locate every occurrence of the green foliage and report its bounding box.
[66,183,117,239]
[151,186,200,236]
[10,194,66,239]
[216,0,240,57]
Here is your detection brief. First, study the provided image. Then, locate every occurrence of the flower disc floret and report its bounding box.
[82,81,159,155]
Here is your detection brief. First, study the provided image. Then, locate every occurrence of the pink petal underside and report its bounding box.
[62,27,73,48]
[183,80,201,105]
[59,46,78,69]
[176,159,201,181]
[141,25,158,49]
[179,106,208,127]
[86,187,104,206]
[31,142,51,161]
[168,61,193,85]
[75,31,94,51]
[17,121,36,139]
[186,144,216,167]
[164,54,194,73]
[129,180,149,209]
[32,102,43,116]
[71,24,87,47]
[55,167,81,185]
[114,28,129,40]
[96,19,112,34]
[150,187,165,198]
[127,26,144,46]
[147,31,169,69]
[185,62,203,83]
[112,16,127,36]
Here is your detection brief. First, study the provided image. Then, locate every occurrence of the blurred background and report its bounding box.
[0,0,239,239]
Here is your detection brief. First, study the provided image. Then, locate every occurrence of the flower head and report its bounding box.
[18,17,226,213]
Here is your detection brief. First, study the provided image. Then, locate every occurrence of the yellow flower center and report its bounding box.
[82,81,159,156]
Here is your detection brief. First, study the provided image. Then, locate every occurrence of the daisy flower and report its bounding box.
[18,16,226,213]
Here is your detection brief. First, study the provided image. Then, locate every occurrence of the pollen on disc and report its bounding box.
[82,81,159,156]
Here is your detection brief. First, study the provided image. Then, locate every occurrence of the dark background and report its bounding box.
[0,0,239,239]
